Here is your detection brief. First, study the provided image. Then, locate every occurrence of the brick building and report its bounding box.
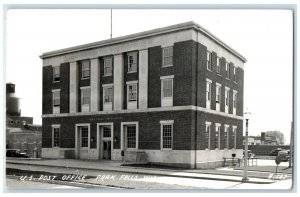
[40,21,246,169]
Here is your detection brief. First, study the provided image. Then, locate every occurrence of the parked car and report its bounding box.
[6,149,29,158]
[269,148,283,156]
[278,150,290,162]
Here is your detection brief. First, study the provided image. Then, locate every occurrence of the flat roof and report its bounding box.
[40,21,246,63]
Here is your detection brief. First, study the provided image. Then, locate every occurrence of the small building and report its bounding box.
[6,83,42,157]
[40,21,246,169]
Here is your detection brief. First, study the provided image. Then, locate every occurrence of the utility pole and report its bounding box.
[110,9,112,39]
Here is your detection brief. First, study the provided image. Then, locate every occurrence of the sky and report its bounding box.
[5,9,293,144]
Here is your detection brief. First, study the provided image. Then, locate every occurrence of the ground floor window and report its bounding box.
[52,125,60,147]
[160,120,174,150]
[126,125,136,149]
[205,122,211,149]
[81,127,89,148]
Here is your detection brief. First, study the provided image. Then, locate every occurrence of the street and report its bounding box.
[5,159,293,190]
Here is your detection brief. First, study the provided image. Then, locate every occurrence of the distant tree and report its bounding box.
[266,130,285,145]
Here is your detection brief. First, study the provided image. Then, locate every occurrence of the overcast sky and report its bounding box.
[5,9,293,144]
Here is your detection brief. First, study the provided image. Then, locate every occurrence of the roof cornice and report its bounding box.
[40,21,246,63]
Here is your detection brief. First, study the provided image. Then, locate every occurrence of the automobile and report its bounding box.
[6,149,29,158]
[269,148,283,156]
[278,150,290,162]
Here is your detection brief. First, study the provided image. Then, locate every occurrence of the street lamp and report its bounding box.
[242,110,251,182]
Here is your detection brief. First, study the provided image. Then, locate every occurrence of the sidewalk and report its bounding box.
[6,158,278,184]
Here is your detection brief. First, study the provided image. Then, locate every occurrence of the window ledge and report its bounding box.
[103,74,112,77]
[207,68,213,72]
[81,77,90,80]
[161,148,173,151]
[127,71,137,74]
[162,64,173,68]
[52,81,60,83]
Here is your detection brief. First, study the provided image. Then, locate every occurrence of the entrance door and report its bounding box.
[100,125,112,160]
[102,141,111,159]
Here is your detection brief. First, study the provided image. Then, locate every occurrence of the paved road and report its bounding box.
[6,178,82,189]
[6,163,292,190]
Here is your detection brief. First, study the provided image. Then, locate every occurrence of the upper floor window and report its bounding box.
[128,83,137,102]
[207,51,212,70]
[81,87,90,112]
[233,66,237,82]
[103,84,113,111]
[53,90,60,107]
[81,60,90,79]
[53,66,60,82]
[226,62,230,79]
[233,90,237,115]
[216,57,221,74]
[128,52,137,73]
[104,57,113,76]
[161,75,174,107]
[104,85,113,103]
[225,87,230,113]
[206,79,212,109]
[160,120,174,150]
[216,83,221,104]
[162,46,173,67]
[52,89,60,114]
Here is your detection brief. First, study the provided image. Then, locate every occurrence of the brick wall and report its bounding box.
[192,111,243,150]
[42,110,193,150]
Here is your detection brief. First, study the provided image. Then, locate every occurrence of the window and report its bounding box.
[207,51,212,70]
[216,57,221,74]
[128,52,137,73]
[215,124,221,149]
[104,86,113,103]
[128,83,137,102]
[53,66,60,82]
[104,57,113,76]
[81,60,90,79]
[161,76,174,107]
[81,87,90,112]
[224,125,229,149]
[205,122,211,150]
[206,79,212,109]
[233,66,237,82]
[162,79,173,98]
[52,126,60,147]
[81,88,90,105]
[103,126,111,138]
[216,84,221,104]
[162,47,173,67]
[53,91,60,107]
[233,90,237,115]
[126,125,136,148]
[233,126,237,149]
[52,89,60,114]
[161,120,173,150]
[81,127,88,148]
[226,62,230,79]
[225,87,230,113]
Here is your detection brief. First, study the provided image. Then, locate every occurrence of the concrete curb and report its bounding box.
[7,161,275,184]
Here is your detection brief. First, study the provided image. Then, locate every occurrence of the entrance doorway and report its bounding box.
[97,123,113,160]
